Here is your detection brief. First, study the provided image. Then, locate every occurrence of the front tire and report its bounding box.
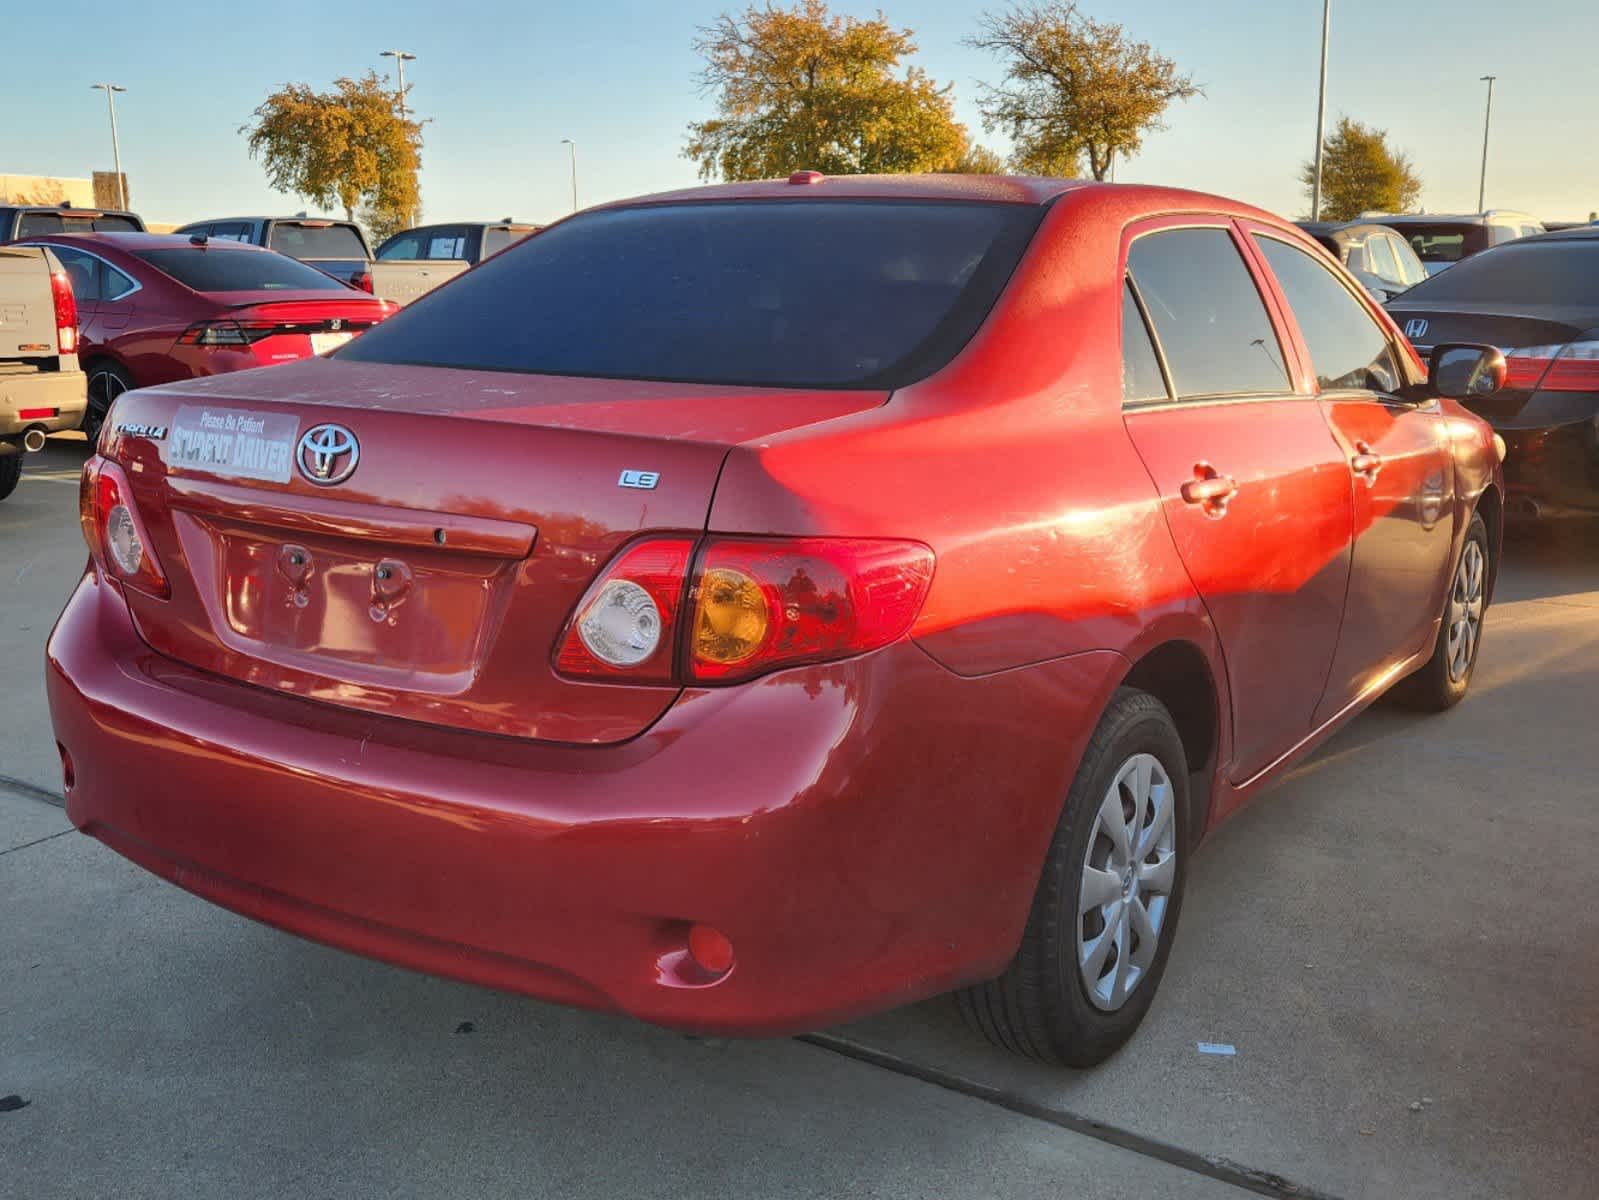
[1393,512,1490,712]
[956,688,1190,1066]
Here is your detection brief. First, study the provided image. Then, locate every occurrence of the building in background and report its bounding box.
[0,174,97,207]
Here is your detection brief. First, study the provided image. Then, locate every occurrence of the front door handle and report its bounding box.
[1179,463,1238,516]
[1351,441,1384,480]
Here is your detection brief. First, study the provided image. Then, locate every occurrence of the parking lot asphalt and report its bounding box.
[3,436,1596,1199]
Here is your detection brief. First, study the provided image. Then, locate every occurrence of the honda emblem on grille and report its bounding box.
[1403,318,1428,340]
[297,423,360,486]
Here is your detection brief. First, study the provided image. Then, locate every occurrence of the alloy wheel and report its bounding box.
[1447,540,1486,683]
[85,369,128,444]
[1077,752,1177,1012]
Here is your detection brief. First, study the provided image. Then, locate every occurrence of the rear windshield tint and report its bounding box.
[1396,241,1599,307]
[267,223,368,259]
[132,248,350,292]
[1392,225,1490,265]
[339,201,1041,388]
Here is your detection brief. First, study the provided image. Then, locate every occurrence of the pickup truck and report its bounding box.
[171,216,375,290]
[0,245,86,501]
[0,205,145,241]
[370,221,539,305]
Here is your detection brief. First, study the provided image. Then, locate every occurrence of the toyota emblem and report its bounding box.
[296,423,360,486]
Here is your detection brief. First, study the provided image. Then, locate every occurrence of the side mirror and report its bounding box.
[1430,343,1506,400]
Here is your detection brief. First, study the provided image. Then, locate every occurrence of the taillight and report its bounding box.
[1502,341,1599,392]
[556,538,696,683]
[177,320,277,347]
[50,268,78,355]
[353,269,375,293]
[554,536,935,686]
[687,538,934,683]
[84,459,168,598]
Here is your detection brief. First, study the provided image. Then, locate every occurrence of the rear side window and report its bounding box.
[268,223,367,259]
[1121,283,1168,403]
[340,201,1043,389]
[1126,228,1289,399]
[1396,242,1599,307]
[131,248,348,292]
[481,227,533,257]
[1365,235,1399,281]
[425,230,468,259]
[1256,236,1401,394]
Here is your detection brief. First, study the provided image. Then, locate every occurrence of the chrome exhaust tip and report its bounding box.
[22,427,47,453]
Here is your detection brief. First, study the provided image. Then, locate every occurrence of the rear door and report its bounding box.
[1121,220,1354,783]
[1250,230,1456,723]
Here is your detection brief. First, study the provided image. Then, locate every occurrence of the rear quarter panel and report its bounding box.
[708,189,1226,686]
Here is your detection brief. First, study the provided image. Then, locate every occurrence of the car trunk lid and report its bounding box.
[101,357,886,742]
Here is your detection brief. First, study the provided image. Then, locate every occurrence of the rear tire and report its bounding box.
[83,362,134,447]
[956,688,1190,1067]
[1393,512,1490,712]
[0,454,21,502]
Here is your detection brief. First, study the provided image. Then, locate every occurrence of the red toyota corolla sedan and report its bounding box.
[46,177,1507,1066]
[10,233,393,443]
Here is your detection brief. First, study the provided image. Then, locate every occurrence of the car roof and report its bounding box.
[177,216,362,227]
[1513,225,1599,244]
[589,176,1293,227]
[1359,211,1537,226]
[24,232,274,252]
[0,204,140,217]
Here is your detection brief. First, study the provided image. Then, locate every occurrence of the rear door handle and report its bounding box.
[1179,463,1238,516]
[1351,441,1384,479]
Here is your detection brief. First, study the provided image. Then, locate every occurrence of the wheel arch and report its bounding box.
[1474,482,1503,604]
[1118,639,1222,840]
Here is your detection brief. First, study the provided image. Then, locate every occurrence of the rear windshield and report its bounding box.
[267,223,368,260]
[132,248,350,292]
[481,226,534,257]
[339,201,1042,388]
[1396,241,1599,307]
[1390,224,1490,265]
[16,212,141,235]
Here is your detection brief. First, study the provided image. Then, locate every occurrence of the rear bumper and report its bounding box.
[46,569,1122,1034]
[0,368,87,442]
[1500,419,1599,515]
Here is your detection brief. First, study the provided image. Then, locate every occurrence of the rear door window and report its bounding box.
[424,229,468,259]
[1121,282,1169,404]
[1255,236,1401,394]
[207,222,251,243]
[339,200,1043,389]
[268,223,368,259]
[1126,227,1290,399]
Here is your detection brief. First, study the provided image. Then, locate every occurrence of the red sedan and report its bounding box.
[47,177,1506,1065]
[11,233,393,442]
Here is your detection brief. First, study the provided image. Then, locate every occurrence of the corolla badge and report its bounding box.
[296,423,360,485]
[1403,318,1429,340]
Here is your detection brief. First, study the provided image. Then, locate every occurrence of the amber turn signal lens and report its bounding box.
[694,567,770,665]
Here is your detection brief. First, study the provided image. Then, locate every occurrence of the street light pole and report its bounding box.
[1311,0,1331,220]
[90,83,128,210]
[380,50,418,227]
[561,139,578,212]
[1478,75,1497,213]
[380,49,416,119]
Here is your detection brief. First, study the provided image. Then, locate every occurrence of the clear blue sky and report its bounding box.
[2,0,1594,227]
